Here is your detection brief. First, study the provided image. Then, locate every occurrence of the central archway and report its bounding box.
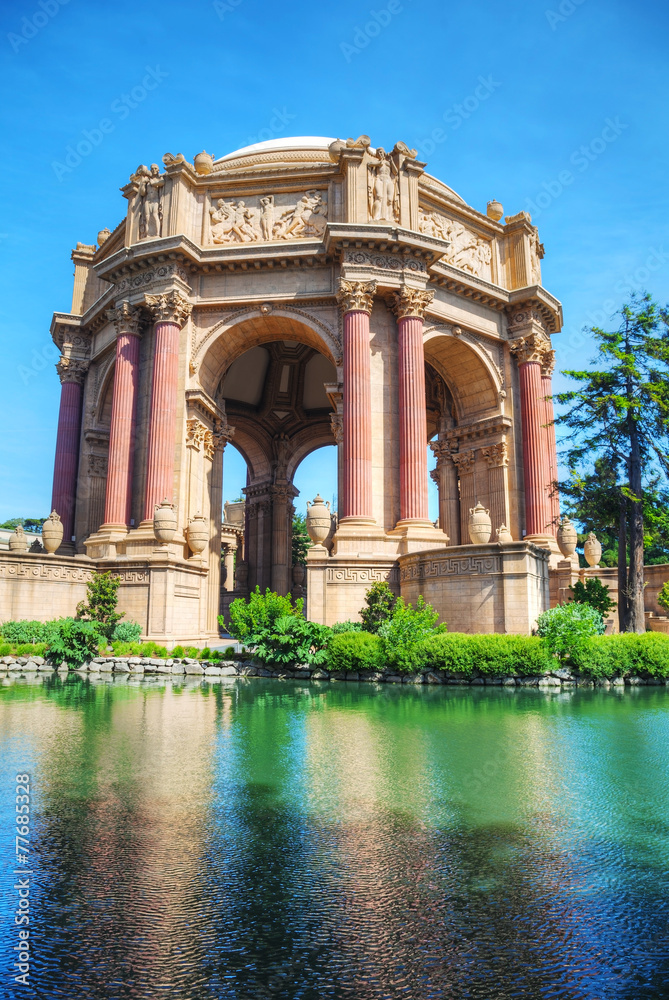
[201,316,340,604]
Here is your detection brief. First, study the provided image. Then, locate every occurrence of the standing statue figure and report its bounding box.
[260,195,275,240]
[137,163,164,239]
[368,148,398,222]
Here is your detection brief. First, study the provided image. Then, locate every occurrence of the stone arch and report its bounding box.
[423,325,501,421]
[195,307,341,396]
[286,426,338,482]
[92,347,116,422]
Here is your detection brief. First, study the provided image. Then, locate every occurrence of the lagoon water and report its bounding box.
[1,676,669,999]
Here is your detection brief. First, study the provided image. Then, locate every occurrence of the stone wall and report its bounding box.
[0,552,94,621]
[399,541,550,634]
[549,561,669,631]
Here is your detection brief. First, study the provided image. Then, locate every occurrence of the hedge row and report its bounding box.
[326,630,669,678]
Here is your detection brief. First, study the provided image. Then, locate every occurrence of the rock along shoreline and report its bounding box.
[1,655,667,689]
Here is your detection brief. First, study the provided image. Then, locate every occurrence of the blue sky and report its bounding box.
[1,0,667,522]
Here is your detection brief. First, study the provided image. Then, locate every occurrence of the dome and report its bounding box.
[216,137,338,162]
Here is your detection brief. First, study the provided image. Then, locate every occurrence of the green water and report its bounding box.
[2,675,669,999]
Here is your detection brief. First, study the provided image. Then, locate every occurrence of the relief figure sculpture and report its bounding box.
[137,163,164,239]
[368,148,398,222]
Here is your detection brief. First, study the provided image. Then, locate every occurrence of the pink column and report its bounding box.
[541,358,560,533]
[103,304,141,527]
[392,287,434,523]
[51,358,87,545]
[143,291,192,521]
[336,281,376,520]
[518,359,552,537]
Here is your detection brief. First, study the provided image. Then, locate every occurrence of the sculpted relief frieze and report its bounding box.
[208,190,328,244]
[342,249,426,274]
[114,263,190,296]
[419,209,492,279]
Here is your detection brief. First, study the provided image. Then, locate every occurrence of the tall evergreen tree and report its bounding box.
[556,294,669,632]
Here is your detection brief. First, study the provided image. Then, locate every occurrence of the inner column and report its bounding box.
[336,280,376,522]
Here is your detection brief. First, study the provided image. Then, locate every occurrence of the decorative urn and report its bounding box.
[468,502,492,545]
[584,532,602,568]
[194,151,214,175]
[186,513,208,555]
[292,563,306,588]
[153,499,178,544]
[486,199,504,221]
[496,524,513,544]
[557,517,578,558]
[41,511,64,554]
[8,525,28,552]
[306,494,331,546]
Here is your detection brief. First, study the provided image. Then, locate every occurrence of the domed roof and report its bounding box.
[214,136,464,204]
[216,137,337,162]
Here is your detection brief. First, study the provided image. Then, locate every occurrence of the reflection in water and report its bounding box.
[1,677,669,998]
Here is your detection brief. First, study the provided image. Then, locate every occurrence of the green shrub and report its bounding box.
[171,645,185,658]
[330,620,363,635]
[220,646,237,660]
[378,596,446,672]
[224,587,303,643]
[416,633,553,676]
[252,616,331,667]
[536,603,604,662]
[360,581,397,634]
[327,631,384,672]
[111,621,142,643]
[76,571,125,642]
[14,643,48,657]
[0,641,48,658]
[571,632,669,678]
[569,578,616,616]
[200,647,211,660]
[0,620,54,644]
[46,619,103,667]
[658,581,669,613]
[111,640,169,659]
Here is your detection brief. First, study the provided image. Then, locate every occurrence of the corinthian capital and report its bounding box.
[509,332,552,367]
[336,279,377,315]
[541,349,556,377]
[56,357,89,386]
[107,301,142,337]
[390,286,434,320]
[144,289,192,326]
[429,439,452,465]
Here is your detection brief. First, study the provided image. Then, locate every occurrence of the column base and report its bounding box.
[388,519,451,555]
[524,533,562,569]
[84,524,129,560]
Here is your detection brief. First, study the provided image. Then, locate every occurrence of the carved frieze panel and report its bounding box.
[326,566,399,584]
[114,263,190,297]
[208,190,328,244]
[342,249,427,274]
[400,554,501,582]
[419,209,492,279]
